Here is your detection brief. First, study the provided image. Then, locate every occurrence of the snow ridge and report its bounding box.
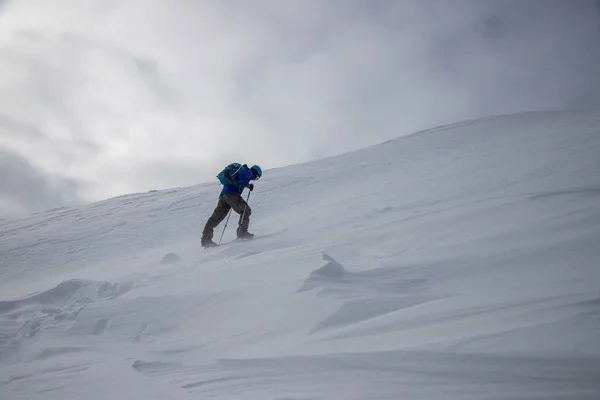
[1,110,600,399]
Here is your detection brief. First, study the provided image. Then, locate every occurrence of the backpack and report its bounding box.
[217,163,243,186]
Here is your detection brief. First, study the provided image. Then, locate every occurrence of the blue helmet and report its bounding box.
[251,165,262,179]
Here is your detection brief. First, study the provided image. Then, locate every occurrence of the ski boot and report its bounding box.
[201,238,218,248]
[237,228,254,240]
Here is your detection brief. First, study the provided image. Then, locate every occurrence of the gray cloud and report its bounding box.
[0,113,46,139]
[0,149,83,218]
[233,0,600,155]
[0,0,599,215]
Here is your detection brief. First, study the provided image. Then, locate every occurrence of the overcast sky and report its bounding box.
[1,0,599,217]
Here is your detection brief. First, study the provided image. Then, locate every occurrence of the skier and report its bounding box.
[201,163,263,248]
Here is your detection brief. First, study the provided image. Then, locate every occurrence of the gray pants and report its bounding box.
[202,194,251,241]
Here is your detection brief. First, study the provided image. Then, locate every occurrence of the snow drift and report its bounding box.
[1,110,600,399]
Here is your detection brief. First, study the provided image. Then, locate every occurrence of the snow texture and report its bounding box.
[1,110,600,399]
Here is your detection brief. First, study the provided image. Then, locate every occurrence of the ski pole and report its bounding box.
[218,208,232,245]
[239,191,251,230]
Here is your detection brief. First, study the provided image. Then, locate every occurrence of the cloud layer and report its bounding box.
[1,0,599,216]
[0,149,82,217]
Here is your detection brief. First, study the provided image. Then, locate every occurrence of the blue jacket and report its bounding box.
[220,164,255,196]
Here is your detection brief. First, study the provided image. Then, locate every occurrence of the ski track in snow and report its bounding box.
[1,111,600,399]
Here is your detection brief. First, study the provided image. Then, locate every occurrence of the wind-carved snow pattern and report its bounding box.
[129,351,600,399]
[160,252,181,265]
[300,253,442,334]
[0,279,132,361]
[300,253,427,295]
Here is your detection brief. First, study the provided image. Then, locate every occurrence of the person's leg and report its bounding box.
[222,194,252,238]
[201,196,231,244]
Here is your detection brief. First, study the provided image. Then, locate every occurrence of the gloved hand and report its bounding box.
[248,183,254,191]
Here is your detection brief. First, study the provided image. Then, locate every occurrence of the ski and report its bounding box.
[204,228,288,249]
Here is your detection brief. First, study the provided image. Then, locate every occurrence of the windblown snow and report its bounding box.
[1,111,600,399]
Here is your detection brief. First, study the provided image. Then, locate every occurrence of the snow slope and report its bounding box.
[1,110,600,399]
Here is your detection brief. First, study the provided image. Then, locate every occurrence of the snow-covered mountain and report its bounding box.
[1,110,599,399]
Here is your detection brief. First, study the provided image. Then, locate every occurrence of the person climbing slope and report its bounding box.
[201,163,262,248]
